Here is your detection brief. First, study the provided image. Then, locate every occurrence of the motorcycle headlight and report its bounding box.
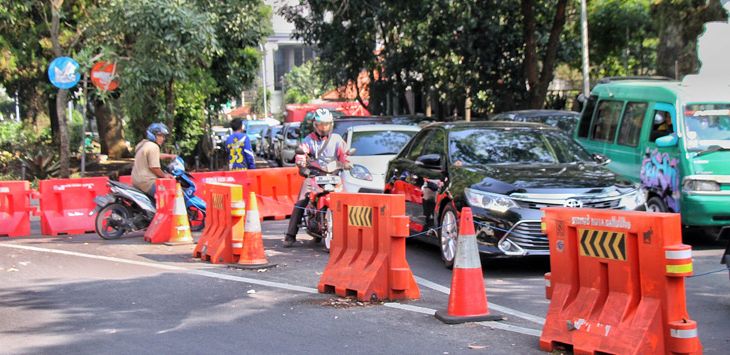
[618,188,646,210]
[350,164,373,181]
[683,179,720,192]
[464,188,518,213]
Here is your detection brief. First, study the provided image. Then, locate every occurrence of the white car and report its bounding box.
[342,124,421,193]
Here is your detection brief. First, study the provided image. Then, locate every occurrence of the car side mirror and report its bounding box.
[655,134,678,148]
[592,153,611,165]
[416,154,442,169]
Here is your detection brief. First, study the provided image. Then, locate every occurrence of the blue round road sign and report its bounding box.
[48,57,81,89]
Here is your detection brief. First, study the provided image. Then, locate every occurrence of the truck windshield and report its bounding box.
[684,103,730,150]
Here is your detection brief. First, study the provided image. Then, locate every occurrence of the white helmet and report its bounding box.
[313,108,334,137]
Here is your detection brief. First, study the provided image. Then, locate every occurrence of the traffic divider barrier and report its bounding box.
[193,182,245,264]
[540,208,701,355]
[126,167,304,220]
[118,175,132,185]
[435,207,503,324]
[0,181,35,237]
[39,177,110,236]
[143,178,177,243]
[318,193,420,302]
[239,168,303,220]
[231,192,274,269]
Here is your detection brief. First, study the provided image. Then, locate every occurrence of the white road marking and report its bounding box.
[0,243,542,337]
[414,275,546,325]
[383,302,541,337]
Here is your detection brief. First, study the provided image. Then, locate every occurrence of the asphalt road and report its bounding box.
[0,219,728,355]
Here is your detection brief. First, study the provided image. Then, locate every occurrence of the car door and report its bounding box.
[639,102,680,212]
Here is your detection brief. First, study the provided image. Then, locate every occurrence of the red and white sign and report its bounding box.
[90,61,119,91]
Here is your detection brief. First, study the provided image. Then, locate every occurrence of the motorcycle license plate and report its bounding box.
[315,175,341,185]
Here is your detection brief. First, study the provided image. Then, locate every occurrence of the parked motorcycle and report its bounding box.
[298,148,353,251]
[91,157,206,240]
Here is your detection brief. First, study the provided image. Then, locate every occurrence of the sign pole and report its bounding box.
[80,73,88,176]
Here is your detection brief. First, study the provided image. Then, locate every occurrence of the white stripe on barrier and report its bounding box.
[545,279,551,287]
[670,328,698,339]
[231,243,243,248]
[414,275,546,325]
[665,249,692,260]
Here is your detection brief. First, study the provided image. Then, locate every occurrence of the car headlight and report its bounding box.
[350,164,373,181]
[464,188,518,213]
[618,188,646,210]
[683,179,720,192]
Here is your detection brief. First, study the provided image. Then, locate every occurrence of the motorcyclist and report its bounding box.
[131,122,177,198]
[283,108,349,248]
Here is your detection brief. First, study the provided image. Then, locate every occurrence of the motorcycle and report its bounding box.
[297,147,354,251]
[91,157,206,240]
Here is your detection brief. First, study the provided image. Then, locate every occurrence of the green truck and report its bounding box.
[574,77,730,238]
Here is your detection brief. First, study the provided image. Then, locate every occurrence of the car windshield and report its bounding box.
[350,130,417,156]
[246,123,268,135]
[449,127,592,164]
[683,103,730,150]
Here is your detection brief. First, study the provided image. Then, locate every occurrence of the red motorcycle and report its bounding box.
[298,148,353,251]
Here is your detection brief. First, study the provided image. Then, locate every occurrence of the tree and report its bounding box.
[283,60,330,104]
[94,0,271,144]
[283,1,574,116]
[652,0,727,79]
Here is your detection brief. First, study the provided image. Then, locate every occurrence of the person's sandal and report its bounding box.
[282,235,296,248]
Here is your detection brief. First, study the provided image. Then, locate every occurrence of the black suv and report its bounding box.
[384,121,645,267]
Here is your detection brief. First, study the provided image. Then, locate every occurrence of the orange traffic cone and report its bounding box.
[435,207,503,324]
[164,183,194,245]
[231,192,275,269]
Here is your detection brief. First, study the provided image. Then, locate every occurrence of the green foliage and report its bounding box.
[563,0,657,77]
[0,121,59,180]
[283,60,329,104]
[173,71,217,156]
[252,86,271,115]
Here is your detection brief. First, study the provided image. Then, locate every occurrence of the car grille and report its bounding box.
[505,221,549,251]
[514,198,621,210]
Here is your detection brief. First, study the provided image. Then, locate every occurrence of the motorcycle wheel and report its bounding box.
[188,206,205,232]
[323,208,333,251]
[95,203,129,240]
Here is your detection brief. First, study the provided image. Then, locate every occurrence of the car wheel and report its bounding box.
[439,205,458,269]
[646,196,668,213]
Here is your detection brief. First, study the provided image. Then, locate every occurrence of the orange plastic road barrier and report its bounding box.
[0,181,35,237]
[190,168,304,220]
[164,184,194,245]
[39,177,110,236]
[435,207,503,324]
[231,192,274,269]
[118,175,132,185]
[317,193,419,302]
[193,182,245,264]
[240,167,303,220]
[540,208,701,355]
[143,178,177,243]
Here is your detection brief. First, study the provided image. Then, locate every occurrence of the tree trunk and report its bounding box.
[529,0,568,108]
[521,0,538,108]
[51,0,70,177]
[95,99,130,159]
[165,78,175,125]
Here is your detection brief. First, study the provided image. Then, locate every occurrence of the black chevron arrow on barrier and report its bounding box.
[580,229,590,256]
